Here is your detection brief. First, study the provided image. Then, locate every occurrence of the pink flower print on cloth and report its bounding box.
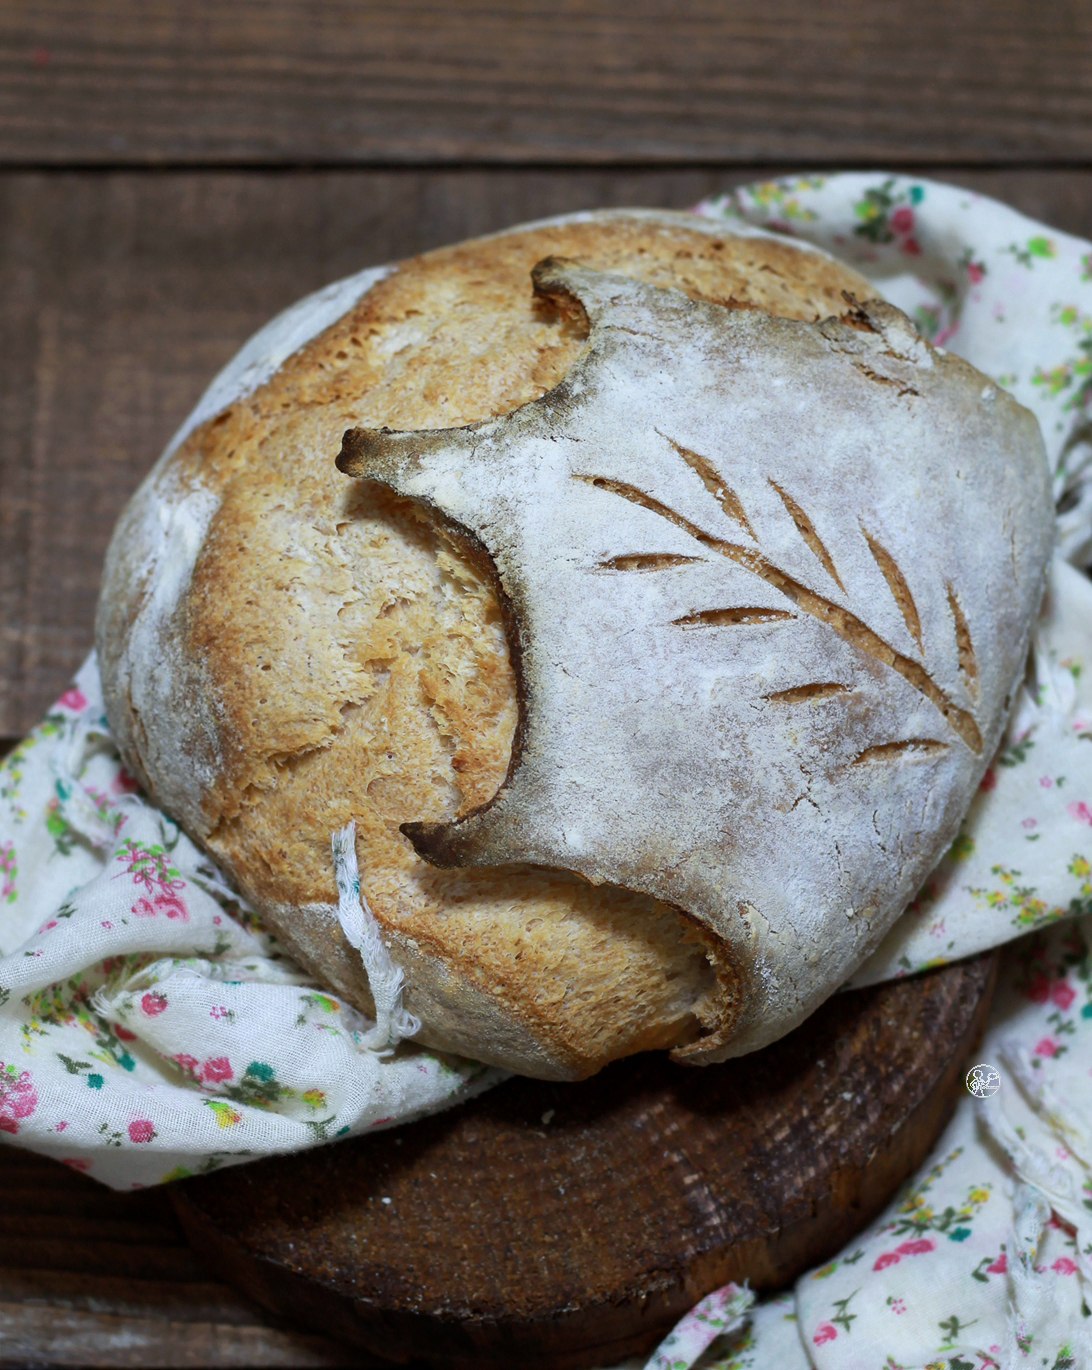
[115,838,189,922]
[790,916,1092,1370]
[0,657,505,1189]
[871,1236,935,1271]
[0,1062,37,1135]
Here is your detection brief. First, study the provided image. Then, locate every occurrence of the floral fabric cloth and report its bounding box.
[4,171,1092,1364]
[615,916,1092,1370]
[0,657,502,1188]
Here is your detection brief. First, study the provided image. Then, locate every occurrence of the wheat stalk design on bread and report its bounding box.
[579,438,983,756]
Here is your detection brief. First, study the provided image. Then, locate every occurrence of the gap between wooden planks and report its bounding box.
[1,0,1091,164]
[0,1144,355,1367]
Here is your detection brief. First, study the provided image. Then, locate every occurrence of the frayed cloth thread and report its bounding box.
[979,1065,1092,1367]
[330,821,420,1053]
[1001,1184,1092,1370]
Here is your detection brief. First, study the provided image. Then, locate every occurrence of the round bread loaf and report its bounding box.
[96,210,1053,1079]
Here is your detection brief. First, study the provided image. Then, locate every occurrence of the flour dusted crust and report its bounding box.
[96,211,1053,1078]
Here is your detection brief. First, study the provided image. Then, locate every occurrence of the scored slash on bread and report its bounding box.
[96,213,1053,1078]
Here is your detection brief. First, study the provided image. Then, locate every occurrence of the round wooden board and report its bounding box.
[172,953,997,1370]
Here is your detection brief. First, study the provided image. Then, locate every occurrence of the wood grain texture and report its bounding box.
[173,955,996,1370]
[3,165,1092,740]
[1,1,1092,166]
[0,1146,354,1367]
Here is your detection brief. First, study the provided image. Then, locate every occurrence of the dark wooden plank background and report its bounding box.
[2,4,1092,1365]
[0,1145,358,1365]
[2,1,1091,165]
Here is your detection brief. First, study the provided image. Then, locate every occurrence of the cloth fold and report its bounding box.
[0,657,503,1188]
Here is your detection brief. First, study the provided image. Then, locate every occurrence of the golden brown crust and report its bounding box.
[101,214,877,1078]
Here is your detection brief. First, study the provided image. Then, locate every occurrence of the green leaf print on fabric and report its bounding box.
[956,247,988,286]
[1032,305,1092,414]
[937,1312,977,1347]
[44,799,77,858]
[1005,236,1057,267]
[0,842,16,904]
[911,304,944,342]
[23,959,153,1074]
[205,1099,243,1128]
[223,1061,291,1110]
[173,1054,328,1116]
[809,1248,866,1282]
[999,733,1035,767]
[735,177,825,230]
[966,867,1072,930]
[913,277,962,344]
[303,1116,342,1143]
[295,990,340,1027]
[971,1249,1008,1282]
[828,1290,859,1333]
[56,1053,92,1075]
[887,1149,992,1243]
[850,178,925,256]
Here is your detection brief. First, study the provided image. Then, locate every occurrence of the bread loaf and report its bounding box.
[96,210,1053,1079]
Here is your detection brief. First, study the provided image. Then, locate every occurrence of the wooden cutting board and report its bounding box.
[172,953,997,1370]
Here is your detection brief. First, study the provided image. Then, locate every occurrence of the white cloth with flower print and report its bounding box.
[773,917,1092,1370]
[0,659,503,1188]
[606,920,1092,1370]
[5,172,1092,1366]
